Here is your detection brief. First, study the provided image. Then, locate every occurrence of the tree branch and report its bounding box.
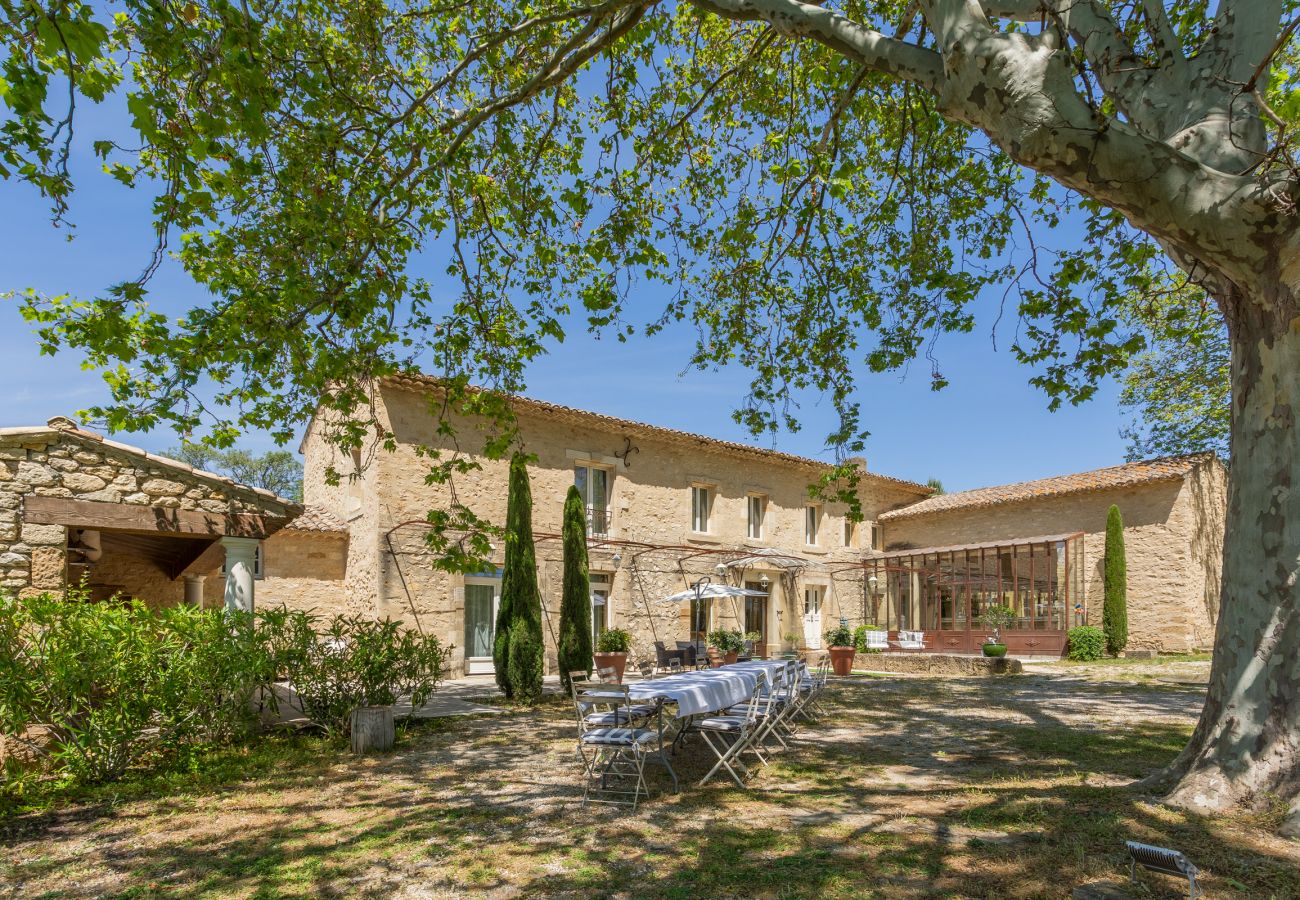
[687,0,945,92]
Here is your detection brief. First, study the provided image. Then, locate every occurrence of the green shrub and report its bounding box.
[496,452,543,700]
[706,629,746,653]
[595,627,632,653]
[0,591,264,784]
[824,624,854,647]
[978,604,1017,643]
[1103,504,1128,656]
[506,617,544,703]
[1067,625,1106,661]
[851,624,879,653]
[267,609,451,736]
[557,485,593,690]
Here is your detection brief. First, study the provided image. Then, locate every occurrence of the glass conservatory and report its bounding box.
[856,533,1085,655]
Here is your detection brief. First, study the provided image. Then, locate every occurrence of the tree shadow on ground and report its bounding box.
[2,675,1297,899]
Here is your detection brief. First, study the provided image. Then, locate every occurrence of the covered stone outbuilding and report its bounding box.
[0,418,347,612]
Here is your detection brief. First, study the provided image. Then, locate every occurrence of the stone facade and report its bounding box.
[300,380,932,676]
[879,459,1226,652]
[0,421,337,607]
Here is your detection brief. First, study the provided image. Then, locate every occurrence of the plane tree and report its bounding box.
[2,0,1297,831]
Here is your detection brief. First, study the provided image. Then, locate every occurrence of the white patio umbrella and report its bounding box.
[660,581,770,643]
[659,583,769,604]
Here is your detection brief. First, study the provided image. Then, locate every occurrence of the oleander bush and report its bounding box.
[0,590,267,785]
[1067,625,1106,662]
[262,608,451,736]
[0,592,449,791]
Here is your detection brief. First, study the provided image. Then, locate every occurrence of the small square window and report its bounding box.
[870,523,883,551]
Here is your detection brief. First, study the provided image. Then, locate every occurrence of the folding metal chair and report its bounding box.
[796,655,830,721]
[571,682,677,808]
[728,660,799,752]
[694,669,775,787]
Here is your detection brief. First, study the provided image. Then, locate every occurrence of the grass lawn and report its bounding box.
[2,669,1297,898]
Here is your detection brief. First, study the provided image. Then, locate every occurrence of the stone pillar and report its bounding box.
[183,574,207,608]
[221,537,259,614]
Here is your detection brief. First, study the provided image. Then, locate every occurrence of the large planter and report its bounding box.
[828,645,856,676]
[706,648,739,668]
[593,651,628,682]
[350,706,395,754]
[982,642,1008,658]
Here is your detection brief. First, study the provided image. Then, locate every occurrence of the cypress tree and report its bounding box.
[557,485,593,691]
[1103,504,1128,657]
[495,453,544,701]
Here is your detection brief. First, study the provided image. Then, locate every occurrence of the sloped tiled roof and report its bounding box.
[282,505,349,535]
[383,374,934,495]
[0,420,301,510]
[879,453,1219,522]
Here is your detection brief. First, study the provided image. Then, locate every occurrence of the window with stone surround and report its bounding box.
[691,484,713,534]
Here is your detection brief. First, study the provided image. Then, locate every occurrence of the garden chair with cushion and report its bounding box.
[653,641,685,672]
[892,630,926,650]
[864,629,889,651]
[796,654,830,720]
[694,669,776,787]
[572,682,665,809]
[727,659,800,752]
[569,670,657,727]
[676,641,704,669]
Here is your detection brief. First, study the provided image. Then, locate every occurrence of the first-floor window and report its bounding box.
[843,518,857,547]
[575,464,612,536]
[691,485,712,533]
[747,494,765,539]
[805,504,821,545]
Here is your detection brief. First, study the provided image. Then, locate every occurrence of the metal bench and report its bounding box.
[1126,840,1199,898]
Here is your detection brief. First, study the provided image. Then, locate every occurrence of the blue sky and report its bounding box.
[0,94,1131,494]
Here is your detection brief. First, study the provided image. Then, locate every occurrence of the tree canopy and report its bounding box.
[1118,282,1231,461]
[166,443,304,501]
[5,1,1294,463]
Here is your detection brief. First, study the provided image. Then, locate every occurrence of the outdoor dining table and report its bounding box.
[626,658,800,718]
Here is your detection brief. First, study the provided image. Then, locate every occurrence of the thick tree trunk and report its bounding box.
[1157,297,1300,836]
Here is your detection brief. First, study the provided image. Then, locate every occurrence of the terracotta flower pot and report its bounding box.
[724,650,738,665]
[593,651,627,682]
[828,645,856,676]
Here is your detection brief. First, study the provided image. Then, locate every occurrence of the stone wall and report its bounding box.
[0,424,298,604]
[881,469,1224,652]
[311,383,932,676]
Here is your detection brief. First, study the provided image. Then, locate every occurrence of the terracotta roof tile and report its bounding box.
[878,453,1219,522]
[282,505,349,534]
[383,374,934,495]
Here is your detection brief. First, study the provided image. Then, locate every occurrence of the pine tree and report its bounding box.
[495,453,544,701]
[1103,504,1129,657]
[557,485,593,692]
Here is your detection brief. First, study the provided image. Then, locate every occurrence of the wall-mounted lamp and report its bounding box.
[758,573,771,589]
[713,562,727,577]
[867,573,879,593]
[611,551,623,569]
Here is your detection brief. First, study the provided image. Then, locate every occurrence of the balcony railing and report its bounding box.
[586,505,611,538]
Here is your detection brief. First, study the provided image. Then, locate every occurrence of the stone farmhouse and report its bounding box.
[1,379,1226,672]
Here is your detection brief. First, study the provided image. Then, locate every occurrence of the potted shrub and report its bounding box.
[706,629,746,667]
[593,628,632,682]
[824,624,856,676]
[978,605,1016,658]
[781,631,802,659]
